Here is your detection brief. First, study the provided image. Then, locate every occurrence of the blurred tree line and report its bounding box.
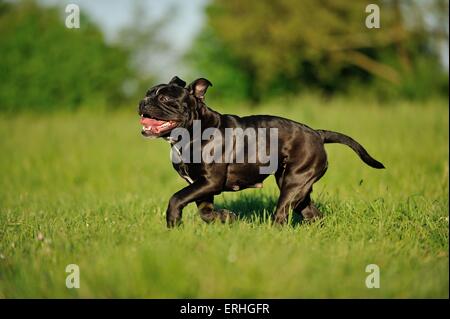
[0,1,132,112]
[0,0,448,112]
[186,0,449,103]
[0,0,165,112]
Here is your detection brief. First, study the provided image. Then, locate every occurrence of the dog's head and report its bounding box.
[138,76,212,138]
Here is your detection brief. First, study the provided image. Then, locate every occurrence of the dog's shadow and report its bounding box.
[216,193,304,226]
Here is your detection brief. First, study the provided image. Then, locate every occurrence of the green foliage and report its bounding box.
[187,0,449,103]
[407,57,449,99]
[185,28,254,103]
[0,1,132,112]
[0,99,448,297]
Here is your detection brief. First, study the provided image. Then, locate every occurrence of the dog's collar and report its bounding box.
[166,138,194,184]
[164,136,178,143]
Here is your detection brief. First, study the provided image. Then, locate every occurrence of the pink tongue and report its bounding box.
[140,117,166,127]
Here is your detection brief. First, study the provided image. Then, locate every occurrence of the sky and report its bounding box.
[40,0,209,80]
[40,0,208,46]
[39,0,448,77]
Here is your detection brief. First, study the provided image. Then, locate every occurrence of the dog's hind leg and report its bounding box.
[196,196,236,223]
[293,193,322,221]
[273,169,316,224]
[275,158,326,223]
[273,159,327,224]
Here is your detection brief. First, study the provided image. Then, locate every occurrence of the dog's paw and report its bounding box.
[272,214,288,226]
[216,209,237,223]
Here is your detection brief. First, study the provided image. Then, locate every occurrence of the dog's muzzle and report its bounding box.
[140,115,178,137]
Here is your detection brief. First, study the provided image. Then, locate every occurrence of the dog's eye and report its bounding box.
[159,95,170,103]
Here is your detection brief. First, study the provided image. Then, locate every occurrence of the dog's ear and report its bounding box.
[169,76,186,88]
[187,78,212,100]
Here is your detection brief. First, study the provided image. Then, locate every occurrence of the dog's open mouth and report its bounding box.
[140,114,178,137]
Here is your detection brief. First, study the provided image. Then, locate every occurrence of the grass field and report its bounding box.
[0,97,448,298]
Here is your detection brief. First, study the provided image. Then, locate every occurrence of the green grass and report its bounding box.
[0,97,448,298]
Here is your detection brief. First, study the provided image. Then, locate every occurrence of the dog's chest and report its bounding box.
[172,162,194,184]
[166,138,269,189]
[168,141,197,184]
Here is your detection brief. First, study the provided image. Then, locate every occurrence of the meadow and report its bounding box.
[0,97,448,298]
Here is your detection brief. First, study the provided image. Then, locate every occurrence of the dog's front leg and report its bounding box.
[166,178,221,228]
[196,195,237,223]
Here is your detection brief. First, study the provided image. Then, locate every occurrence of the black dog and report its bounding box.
[138,76,384,228]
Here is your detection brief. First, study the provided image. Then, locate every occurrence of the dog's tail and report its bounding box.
[317,129,385,169]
